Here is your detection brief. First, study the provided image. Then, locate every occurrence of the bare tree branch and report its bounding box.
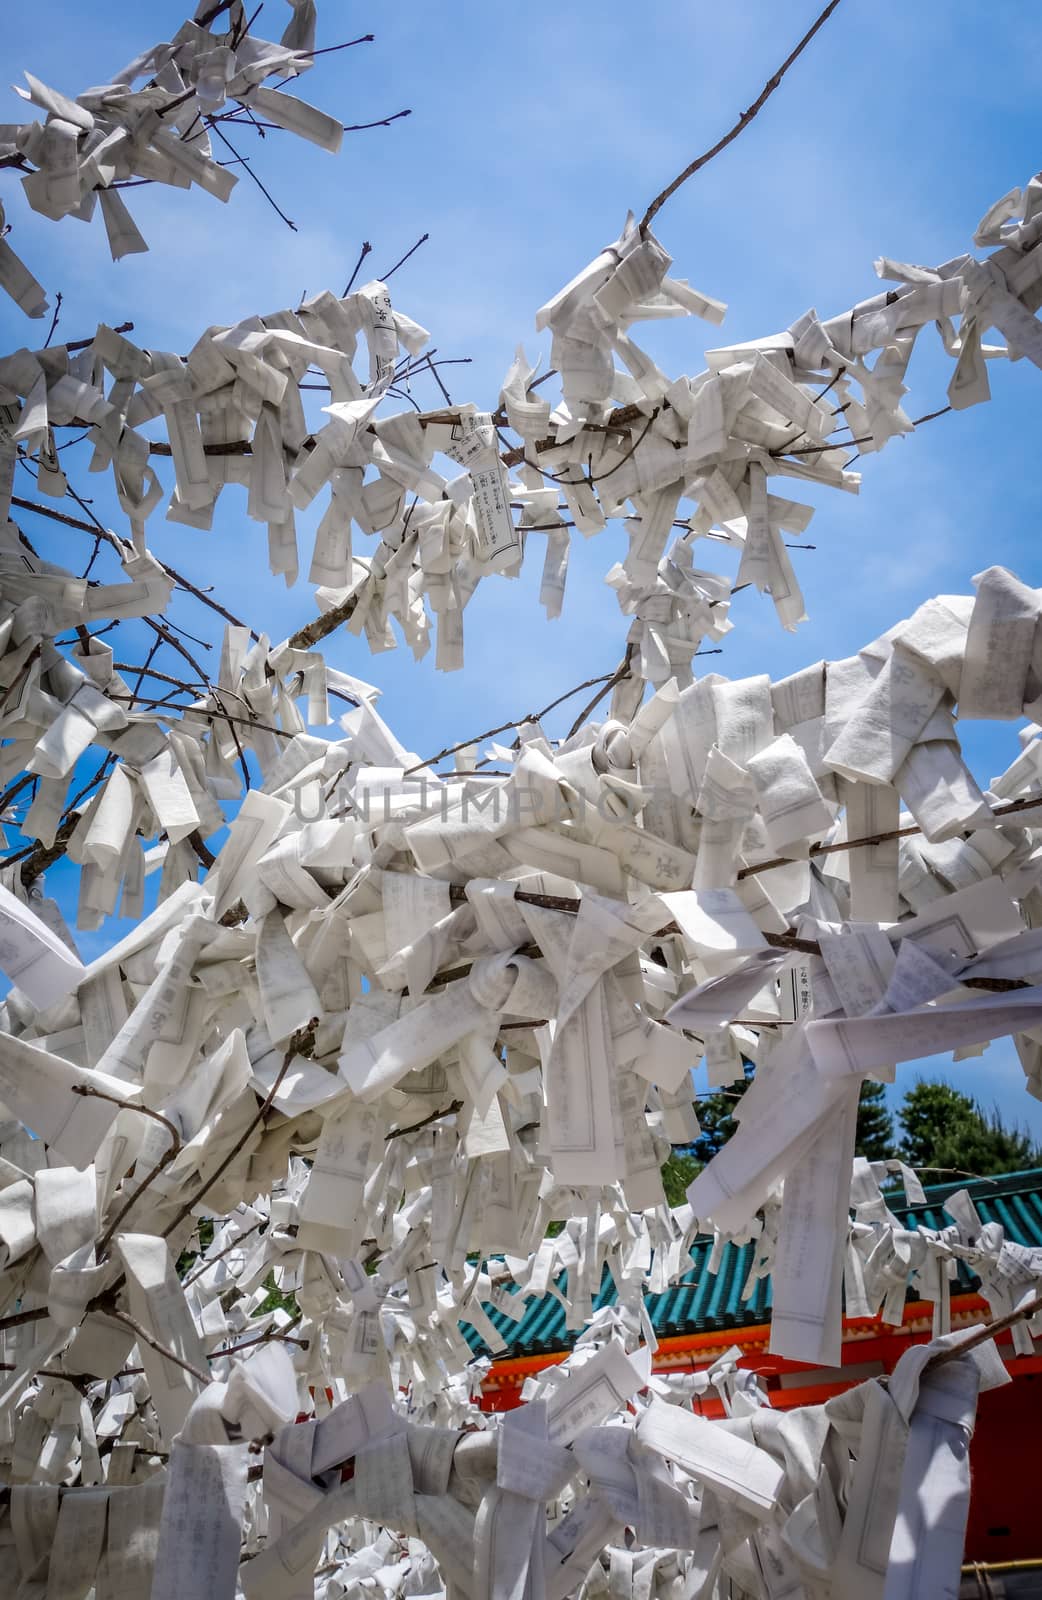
[181,1220,263,1289]
[379,231,429,282]
[161,1021,317,1240]
[639,0,846,236]
[344,240,373,295]
[404,665,630,775]
[385,1099,464,1141]
[109,1307,209,1385]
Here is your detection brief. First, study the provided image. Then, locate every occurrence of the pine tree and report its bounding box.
[684,1063,754,1164]
[855,1080,895,1161]
[661,1152,701,1206]
[898,1080,1041,1178]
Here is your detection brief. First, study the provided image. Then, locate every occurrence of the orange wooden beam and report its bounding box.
[477,1292,1003,1409]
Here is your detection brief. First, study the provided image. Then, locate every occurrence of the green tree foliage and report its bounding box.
[661,1152,701,1206]
[686,1063,754,1163]
[855,1080,895,1162]
[898,1080,1042,1178]
[659,1074,1041,1206]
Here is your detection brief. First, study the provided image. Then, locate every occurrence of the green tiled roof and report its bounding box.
[461,1167,1042,1361]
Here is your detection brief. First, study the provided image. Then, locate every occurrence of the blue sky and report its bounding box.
[5,0,1042,1144]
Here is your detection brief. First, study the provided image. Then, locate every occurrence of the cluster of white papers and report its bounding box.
[0,0,341,317]
[3,3,1042,1594]
[3,27,1042,679]
[1,567,1041,1594]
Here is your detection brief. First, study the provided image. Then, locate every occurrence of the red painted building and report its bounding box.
[463,1168,1042,1570]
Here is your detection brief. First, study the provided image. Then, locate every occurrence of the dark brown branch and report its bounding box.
[737,791,1042,881]
[344,240,372,296]
[343,108,411,133]
[565,648,635,739]
[11,494,124,546]
[639,0,846,236]
[0,1363,89,1390]
[72,1085,183,1254]
[771,405,953,460]
[108,692,293,740]
[109,1308,209,1385]
[379,232,429,283]
[550,408,661,488]
[208,119,297,231]
[441,888,1029,996]
[4,760,116,885]
[43,291,63,349]
[306,34,375,58]
[18,814,79,888]
[385,1099,464,1140]
[404,667,625,775]
[112,662,206,694]
[161,1021,317,1239]
[0,774,37,815]
[0,1305,51,1334]
[188,830,217,869]
[63,320,134,355]
[148,439,251,458]
[211,1310,304,1358]
[181,1220,262,1289]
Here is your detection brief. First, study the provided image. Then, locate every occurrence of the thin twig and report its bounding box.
[439,887,1029,997]
[343,109,411,133]
[551,408,661,488]
[0,1363,89,1390]
[639,0,846,235]
[565,648,635,740]
[379,232,429,283]
[404,667,624,774]
[10,493,265,644]
[208,119,297,230]
[385,1099,464,1141]
[306,34,374,58]
[424,351,453,406]
[10,494,123,548]
[0,1305,51,1334]
[161,1023,316,1239]
[737,790,1042,881]
[109,1308,209,1386]
[181,1220,263,1289]
[112,663,207,694]
[772,405,953,459]
[71,1085,180,1154]
[212,686,253,792]
[344,240,373,296]
[107,692,292,740]
[71,1086,183,1254]
[211,1310,304,1358]
[43,291,63,349]
[188,830,217,870]
[913,1168,999,1185]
